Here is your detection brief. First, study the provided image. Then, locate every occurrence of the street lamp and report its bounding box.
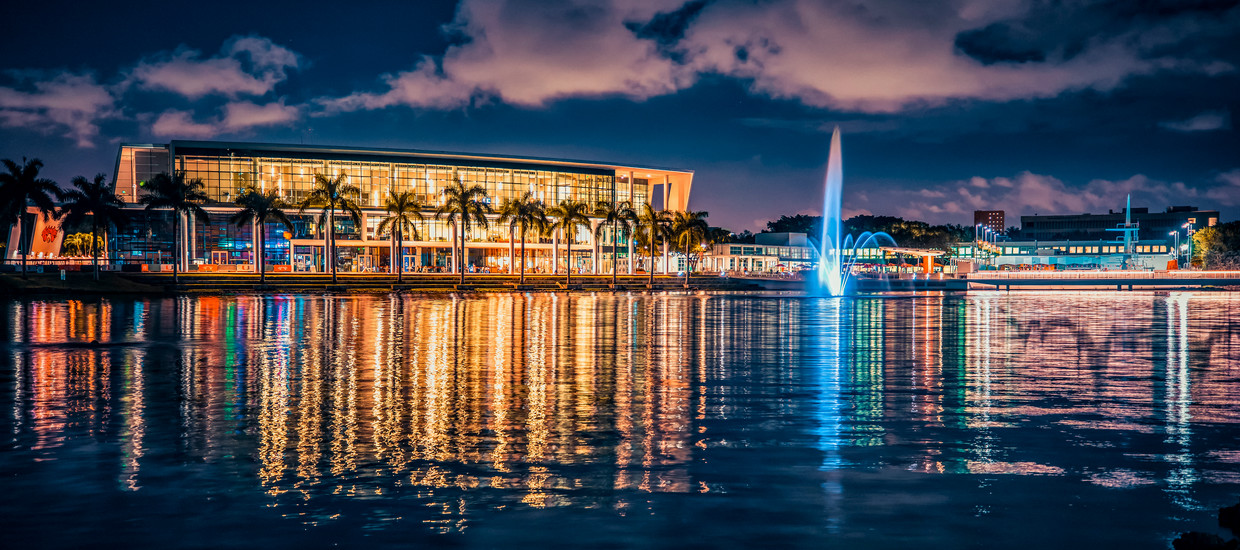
[1182,221,1195,269]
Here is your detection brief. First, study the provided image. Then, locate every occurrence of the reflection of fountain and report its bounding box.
[816,127,895,296]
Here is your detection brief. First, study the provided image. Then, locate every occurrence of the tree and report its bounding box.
[1192,221,1240,269]
[298,173,362,284]
[547,199,591,286]
[766,214,822,236]
[231,185,294,286]
[0,158,59,278]
[636,204,672,286]
[594,199,638,287]
[671,210,711,287]
[139,171,210,284]
[497,192,549,284]
[377,188,425,283]
[58,173,128,281]
[435,177,491,284]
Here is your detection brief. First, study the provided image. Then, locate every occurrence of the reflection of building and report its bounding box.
[974,210,1004,233]
[1020,206,1218,241]
[110,141,694,274]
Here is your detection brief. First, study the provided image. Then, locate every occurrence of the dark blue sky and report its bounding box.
[2,0,1238,231]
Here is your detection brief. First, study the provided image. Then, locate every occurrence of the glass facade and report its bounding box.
[110,142,690,273]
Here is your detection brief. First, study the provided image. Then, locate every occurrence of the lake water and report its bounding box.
[1,291,1238,549]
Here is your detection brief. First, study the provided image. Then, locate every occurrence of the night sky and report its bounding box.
[2,0,1237,232]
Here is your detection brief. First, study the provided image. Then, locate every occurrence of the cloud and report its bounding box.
[152,100,300,138]
[320,0,693,112]
[320,0,1237,116]
[679,0,1234,112]
[1159,110,1231,132]
[850,171,1240,225]
[0,72,116,147]
[128,35,300,99]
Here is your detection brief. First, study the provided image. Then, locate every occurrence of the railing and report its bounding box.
[968,270,1240,280]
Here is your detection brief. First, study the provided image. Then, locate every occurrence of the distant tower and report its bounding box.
[1106,194,1140,269]
[973,210,1005,233]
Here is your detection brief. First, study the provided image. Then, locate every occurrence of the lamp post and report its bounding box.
[1182,221,1195,269]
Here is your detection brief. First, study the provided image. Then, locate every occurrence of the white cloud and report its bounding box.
[1159,110,1231,132]
[850,171,1239,225]
[320,0,692,112]
[128,35,300,99]
[0,72,116,147]
[152,100,300,138]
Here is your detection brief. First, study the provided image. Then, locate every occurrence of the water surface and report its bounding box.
[2,291,1238,548]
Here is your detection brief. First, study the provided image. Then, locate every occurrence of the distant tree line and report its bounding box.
[724,213,972,251]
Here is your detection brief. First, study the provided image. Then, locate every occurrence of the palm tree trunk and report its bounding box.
[648,227,655,287]
[684,245,691,288]
[91,221,100,282]
[520,229,527,285]
[172,212,180,285]
[396,229,403,284]
[19,213,27,279]
[259,223,266,287]
[328,208,337,284]
[611,220,618,287]
[459,218,466,285]
[565,232,571,286]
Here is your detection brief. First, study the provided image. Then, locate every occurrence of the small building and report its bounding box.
[1020,206,1218,241]
[974,210,1005,233]
[952,239,1176,270]
[703,232,820,273]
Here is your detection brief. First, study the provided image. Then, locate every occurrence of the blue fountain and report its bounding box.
[816,127,894,296]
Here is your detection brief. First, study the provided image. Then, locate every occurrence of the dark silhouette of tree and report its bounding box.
[547,199,591,286]
[231,186,294,286]
[298,173,362,284]
[0,158,59,279]
[594,199,638,287]
[58,173,127,281]
[497,192,548,285]
[435,177,491,284]
[139,171,209,284]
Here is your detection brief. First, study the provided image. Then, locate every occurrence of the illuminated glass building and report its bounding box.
[112,141,693,273]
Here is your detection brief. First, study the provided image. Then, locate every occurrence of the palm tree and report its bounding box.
[377,188,425,284]
[496,192,549,284]
[547,199,592,287]
[139,171,210,284]
[230,185,294,287]
[636,204,672,286]
[58,173,128,281]
[594,200,638,287]
[298,173,362,284]
[0,158,59,279]
[435,177,491,285]
[671,210,711,287]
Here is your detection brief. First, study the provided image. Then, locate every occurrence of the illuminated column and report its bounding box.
[450,220,458,273]
[590,219,599,274]
[509,227,516,274]
[553,230,560,274]
[252,218,260,272]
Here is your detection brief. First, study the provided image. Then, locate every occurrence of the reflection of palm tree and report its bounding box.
[594,200,637,287]
[671,210,711,287]
[231,185,293,287]
[637,204,672,286]
[547,199,591,286]
[435,178,491,285]
[377,189,425,284]
[0,157,59,279]
[59,174,128,281]
[298,173,362,284]
[497,192,548,284]
[139,171,210,284]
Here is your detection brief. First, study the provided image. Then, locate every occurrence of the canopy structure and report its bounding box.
[879,246,946,273]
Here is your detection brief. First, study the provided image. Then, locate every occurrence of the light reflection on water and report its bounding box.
[2,291,1239,548]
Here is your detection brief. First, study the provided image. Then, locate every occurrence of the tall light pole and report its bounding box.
[1183,221,1195,268]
